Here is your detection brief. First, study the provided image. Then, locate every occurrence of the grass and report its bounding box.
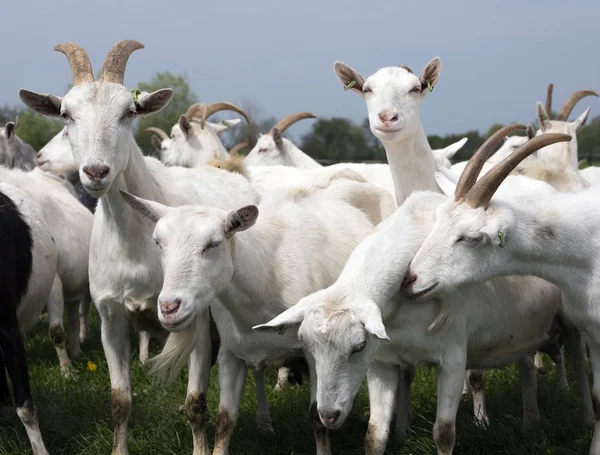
[0,307,593,455]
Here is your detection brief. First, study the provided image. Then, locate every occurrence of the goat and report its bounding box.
[404,130,599,446]
[119,171,394,455]
[0,182,59,455]
[253,136,570,453]
[432,137,468,169]
[166,102,248,167]
[0,167,93,377]
[0,118,37,171]
[20,40,262,455]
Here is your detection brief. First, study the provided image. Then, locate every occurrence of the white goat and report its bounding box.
[404,133,600,442]
[144,127,172,161]
[333,56,507,428]
[166,102,247,167]
[254,172,564,455]
[431,137,468,169]
[120,172,393,455]
[20,40,262,455]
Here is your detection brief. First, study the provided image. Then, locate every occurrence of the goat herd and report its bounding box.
[1,39,599,455]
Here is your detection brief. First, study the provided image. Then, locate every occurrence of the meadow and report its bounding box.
[0,308,591,454]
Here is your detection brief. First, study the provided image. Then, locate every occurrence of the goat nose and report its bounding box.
[402,270,417,288]
[160,299,181,316]
[378,111,398,123]
[82,164,110,182]
[36,152,42,159]
[319,410,341,425]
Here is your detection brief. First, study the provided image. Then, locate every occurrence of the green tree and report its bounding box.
[578,115,600,164]
[16,111,63,151]
[135,72,198,155]
[300,117,377,162]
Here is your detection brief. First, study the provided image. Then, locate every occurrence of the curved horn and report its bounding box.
[229,142,248,157]
[99,40,144,84]
[544,83,554,118]
[269,112,316,136]
[185,103,207,120]
[556,90,599,121]
[454,124,526,201]
[144,127,168,141]
[54,42,94,86]
[200,102,250,128]
[464,133,571,208]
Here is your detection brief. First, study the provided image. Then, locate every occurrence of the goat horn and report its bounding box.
[556,90,599,121]
[230,142,248,157]
[544,83,554,118]
[54,42,94,86]
[464,133,571,208]
[200,102,250,129]
[144,127,168,141]
[269,112,316,136]
[454,124,526,201]
[99,40,144,84]
[185,103,207,120]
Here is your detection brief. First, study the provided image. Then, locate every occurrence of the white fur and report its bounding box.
[167,119,241,167]
[0,166,92,376]
[255,192,559,455]
[431,137,468,169]
[125,176,389,454]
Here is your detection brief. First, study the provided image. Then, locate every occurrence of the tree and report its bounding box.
[134,72,198,155]
[300,117,377,162]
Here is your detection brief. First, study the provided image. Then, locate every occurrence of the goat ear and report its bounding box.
[526,125,536,140]
[224,205,259,238]
[119,190,170,223]
[208,119,242,134]
[179,115,193,135]
[272,127,284,149]
[136,89,173,117]
[434,171,457,196]
[4,121,16,139]
[151,135,162,151]
[359,301,390,342]
[441,137,467,159]
[19,89,62,117]
[573,107,591,131]
[333,61,365,95]
[418,57,442,94]
[252,297,310,334]
[536,102,549,131]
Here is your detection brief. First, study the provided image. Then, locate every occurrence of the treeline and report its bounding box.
[2,71,600,164]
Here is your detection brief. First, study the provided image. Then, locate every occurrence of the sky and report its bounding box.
[2,0,599,141]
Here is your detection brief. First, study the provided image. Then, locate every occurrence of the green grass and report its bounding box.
[0,307,593,454]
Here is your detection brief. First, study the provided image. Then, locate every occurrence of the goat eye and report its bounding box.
[154,239,161,249]
[409,86,422,94]
[351,341,367,354]
[362,87,372,94]
[202,242,220,254]
[455,236,465,243]
[60,112,71,121]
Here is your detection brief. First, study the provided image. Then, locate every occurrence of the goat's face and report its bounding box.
[253,290,389,430]
[334,58,441,145]
[535,102,590,167]
[158,138,174,165]
[37,128,76,173]
[488,136,530,164]
[119,193,259,331]
[245,134,288,166]
[20,83,173,197]
[404,198,513,298]
[167,119,240,168]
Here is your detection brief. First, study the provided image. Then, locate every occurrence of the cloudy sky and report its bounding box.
[2,0,599,139]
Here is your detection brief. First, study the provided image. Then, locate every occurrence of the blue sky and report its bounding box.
[2,0,599,140]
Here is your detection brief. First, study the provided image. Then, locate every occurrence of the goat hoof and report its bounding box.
[61,364,74,380]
